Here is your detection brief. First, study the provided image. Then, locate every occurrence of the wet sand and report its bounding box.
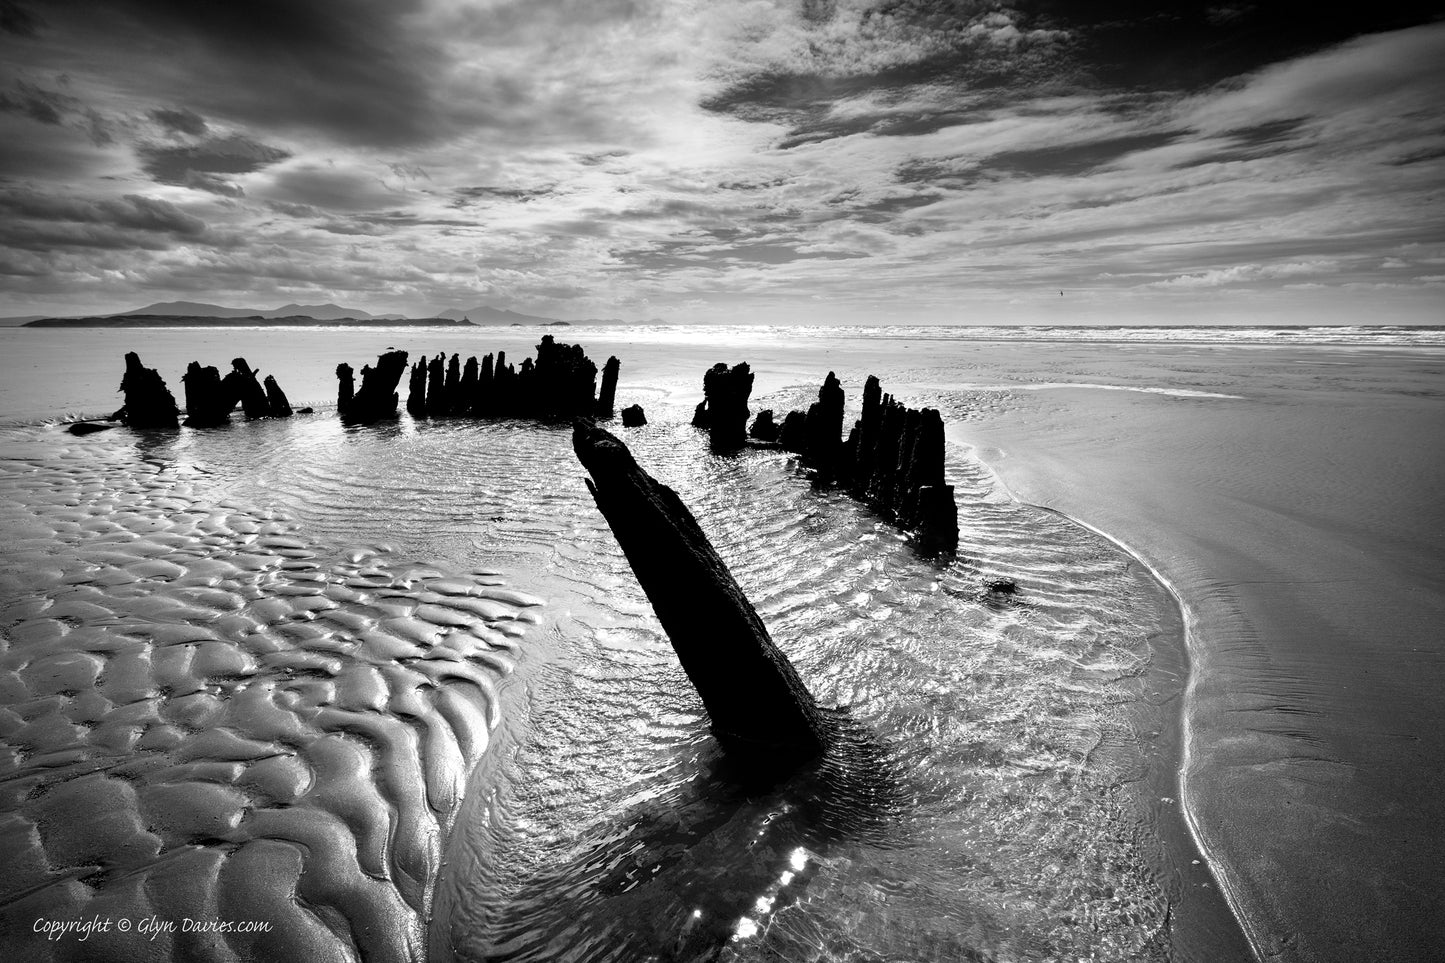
[2,326,1440,960]
[938,343,1445,961]
[0,435,543,962]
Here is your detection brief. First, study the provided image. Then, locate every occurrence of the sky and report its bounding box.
[0,0,1442,325]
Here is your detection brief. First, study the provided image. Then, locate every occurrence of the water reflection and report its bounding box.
[475,713,906,962]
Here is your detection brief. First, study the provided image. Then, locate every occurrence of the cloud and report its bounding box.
[1153,260,1336,288]
[3,191,205,234]
[0,0,42,36]
[0,78,67,124]
[258,163,415,212]
[0,190,208,254]
[0,2,1441,322]
[1179,21,1445,136]
[4,0,448,146]
[182,171,245,198]
[0,79,115,144]
[150,106,208,137]
[137,133,291,187]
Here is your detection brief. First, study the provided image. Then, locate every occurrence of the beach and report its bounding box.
[934,342,1445,960]
[0,325,1441,961]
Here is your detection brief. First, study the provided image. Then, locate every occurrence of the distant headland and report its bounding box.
[14,299,616,328]
[25,314,484,328]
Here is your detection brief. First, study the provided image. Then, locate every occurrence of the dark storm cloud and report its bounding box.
[0,190,207,251]
[0,0,41,36]
[1391,146,1445,168]
[0,79,68,124]
[150,107,208,137]
[137,134,291,193]
[1030,0,1444,90]
[775,102,984,150]
[704,57,1039,130]
[4,0,450,146]
[0,79,114,143]
[982,131,1184,178]
[2,192,205,235]
[703,1,1442,142]
[700,4,1075,136]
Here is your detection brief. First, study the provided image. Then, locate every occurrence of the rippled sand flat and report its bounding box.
[13,326,1393,961]
[0,399,1222,961]
[0,430,541,962]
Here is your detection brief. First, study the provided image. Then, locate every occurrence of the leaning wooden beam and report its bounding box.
[573,422,828,771]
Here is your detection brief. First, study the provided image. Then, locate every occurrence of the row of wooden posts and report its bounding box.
[336,335,624,424]
[107,342,956,555]
[691,363,960,556]
[112,352,297,429]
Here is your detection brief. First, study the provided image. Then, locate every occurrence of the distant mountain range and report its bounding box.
[115,300,412,321]
[6,300,631,326]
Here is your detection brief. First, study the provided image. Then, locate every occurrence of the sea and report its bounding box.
[1,323,1440,963]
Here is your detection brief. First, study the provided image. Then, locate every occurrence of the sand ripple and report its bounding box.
[0,430,541,962]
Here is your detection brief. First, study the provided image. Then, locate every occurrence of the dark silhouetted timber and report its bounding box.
[337,350,408,422]
[444,353,462,414]
[620,403,647,427]
[693,362,754,453]
[224,357,270,419]
[526,335,599,419]
[426,353,446,417]
[460,355,478,414]
[573,423,828,771]
[802,371,845,479]
[179,357,295,425]
[182,362,230,427]
[748,409,779,442]
[116,352,180,429]
[761,371,959,557]
[66,421,115,436]
[336,363,355,412]
[396,336,611,424]
[263,375,293,417]
[597,356,620,417]
[406,358,427,418]
[777,410,807,453]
